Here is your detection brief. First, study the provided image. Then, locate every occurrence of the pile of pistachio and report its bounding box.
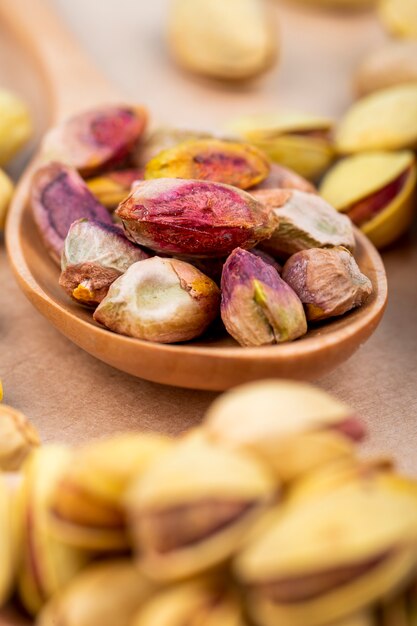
[1,379,417,625]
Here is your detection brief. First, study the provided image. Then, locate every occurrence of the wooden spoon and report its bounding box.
[3,0,387,391]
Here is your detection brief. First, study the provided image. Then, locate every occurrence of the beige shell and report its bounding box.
[379,0,417,39]
[0,404,40,471]
[0,476,16,607]
[354,42,417,97]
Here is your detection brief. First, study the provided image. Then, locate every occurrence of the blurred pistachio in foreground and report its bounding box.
[0,88,32,165]
[354,42,417,97]
[288,0,376,8]
[379,0,417,39]
[0,476,16,606]
[0,404,40,471]
[0,168,13,231]
[168,0,277,81]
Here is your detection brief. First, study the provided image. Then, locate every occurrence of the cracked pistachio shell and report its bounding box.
[87,168,144,208]
[145,139,270,190]
[126,431,275,582]
[220,248,307,347]
[116,178,278,257]
[320,151,417,249]
[31,162,113,264]
[253,189,355,257]
[336,85,417,154]
[94,257,220,343]
[17,446,90,616]
[60,219,149,306]
[231,113,334,180]
[204,380,365,483]
[354,42,417,97]
[168,0,277,81]
[0,404,40,471]
[251,162,317,194]
[282,247,373,321]
[235,475,417,626]
[48,433,171,552]
[0,476,16,607]
[379,0,417,38]
[36,560,154,626]
[0,88,32,165]
[0,168,13,231]
[41,105,148,176]
[137,127,213,167]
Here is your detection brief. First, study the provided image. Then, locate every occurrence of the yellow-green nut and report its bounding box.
[354,42,417,98]
[335,85,417,154]
[0,168,13,231]
[379,0,417,39]
[320,151,416,249]
[126,431,276,582]
[86,168,144,209]
[48,433,171,552]
[0,404,40,471]
[0,476,16,608]
[230,113,334,180]
[235,475,417,626]
[203,380,366,483]
[0,89,32,165]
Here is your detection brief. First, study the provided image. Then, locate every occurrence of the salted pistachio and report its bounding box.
[116,178,278,257]
[0,168,14,231]
[137,127,213,167]
[251,162,317,194]
[336,85,417,154]
[94,257,220,343]
[0,88,32,165]
[145,139,270,190]
[282,247,372,322]
[126,431,276,582]
[221,248,307,347]
[379,0,417,39]
[204,380,365,483]
[167,0,276,81]
[253,189,355,258]
[31,162,113,264]
[320,151,417,249]
[0,404,40,471]
[41,104,148,177]
[59,218,149,307]
[0,476,16,607]
[86,168,144,208]
[235,474,417,626]
[36,560,154,626]
[354,42,417,98]
[231,113,334,180]
[17,446,90,616]
[48,433,171,552]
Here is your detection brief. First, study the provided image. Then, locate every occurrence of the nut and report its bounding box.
[251,162,317,194]
[220,248,307,346]
[126,431,275,582]
[253,189,355,258]
[30,163,113,264]
[41,104,148,177]
[288,0,376,8]
[145,139,270,190]
[86,168,145,208]
[320,151,416,249]
[116,178,278,257]
[0,88,32,165]
[354,42,417,98]
[60,218,149,306]
[167,0,277,81]
[94,257,220,343]
[0,404,40,471]
[378,0,417,39]
[137,127,213,166]
[0,168,14,231]
[0,476,16,607]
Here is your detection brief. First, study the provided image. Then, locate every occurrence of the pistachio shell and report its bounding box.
[0,404,40,471]
[354,42,417,97]
[0,476,16,607]
[379,0,417,39]
[0,168,14,231]
[336,85,417,154]
[0,89,32,165]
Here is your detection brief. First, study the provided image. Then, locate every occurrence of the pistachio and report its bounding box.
[290,0,376,7]
[137,127,213,167]
[0,88,32,165]
[282,247,372,322]
[0,168,14,231]
[116,178,278,257]
[204,380,365,483]
[251,162,317,194]
[86,168,144,208]
[235,475,417,626]
[49,433,171,552]
[126,431,275,581]
[145,139,270,190]
[0,476,16,607]
[253,189,355,258]
[379,0,417,39]
[94,257,220,343]
[0,404,40,471]
[31,162,113,264]
[354,42,417,98]
[335,85,417,154]
[231,113,334,180]
[320,151,416,249]
[59,218,149,307]
[36,560,153,626]
[41,105,148,177]
[167,0,276,81]
[221,248,307,347]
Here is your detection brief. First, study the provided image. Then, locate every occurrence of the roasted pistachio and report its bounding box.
[145,139,270,189]
[320,151,416,249]
[221,248,307,347]
[282,247,373,322]
[253,189,355,258]
[31,162,113,264]
[41,105,148,176]
[0,168,14,231]
[59,218,149,306]
[94,257,220,343]
[137,127,213,167]
[379,0,417,39]
[0,88,32,165]
[0,476,16,607]
[204,380,365,483]
[251,162,317,194]
[167,0,277,81]
[231,113,334,180]
[354,42,417,98]
[336,85,417,154]
[49,433,171,552]
[116,178,278,257]
[126,432,275,582]
[0,404,40,471]
[86,168,144,208]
